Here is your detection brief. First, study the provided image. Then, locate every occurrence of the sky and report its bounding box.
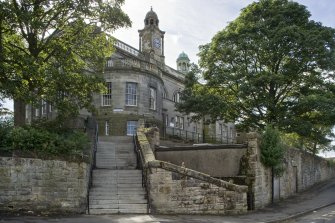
[111,0,335,69]
[2,0,335,156]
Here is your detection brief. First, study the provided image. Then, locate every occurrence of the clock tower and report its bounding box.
[138,7,165,64]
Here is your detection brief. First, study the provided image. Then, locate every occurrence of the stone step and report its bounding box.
[90,203,147,210]
[95,166,137,170]
[93,179,142,184]
[96,158,136,162]
[89,194,147,201]
[89,208,147,214]
[90,188,145,193]
[99,136,133,143]
[90,137,147,214]
[89,197,147,205]
[89,191,146,196]
[92,169,142,175]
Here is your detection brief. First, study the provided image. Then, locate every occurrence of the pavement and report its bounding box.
[1,178,335,223]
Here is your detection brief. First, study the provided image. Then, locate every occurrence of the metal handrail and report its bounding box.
[87,119,98,215]
[133,134,150,213]
[164,126,236,144]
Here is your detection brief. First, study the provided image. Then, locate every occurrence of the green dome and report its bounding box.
[177,51,190,62]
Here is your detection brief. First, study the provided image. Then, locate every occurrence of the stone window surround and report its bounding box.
[102,82,112,106]
[125,82,138,106]
[149,87,157,110]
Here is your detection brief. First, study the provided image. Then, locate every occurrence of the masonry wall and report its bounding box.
[0,157,90,214]
[137,126,248,215]
[279,148,335,199]
[246,133,335,209]
[148,167,247,215]
[156,147,247,177]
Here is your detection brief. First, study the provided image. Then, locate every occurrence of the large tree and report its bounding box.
[177,0,335,151]
[0,0,131,126]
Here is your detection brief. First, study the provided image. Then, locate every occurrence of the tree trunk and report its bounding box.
[14,99,26,126]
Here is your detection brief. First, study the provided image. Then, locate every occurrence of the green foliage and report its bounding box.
[260,126,285,175]
[0,115,14,150]
[178,0,335,154]
[0,0,131,125]
[1,124,89,160]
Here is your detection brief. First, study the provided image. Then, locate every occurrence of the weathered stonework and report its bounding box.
[148,168,247,215]
[0,157,90,214]
[246,133,335,209]
[137,126,248,214]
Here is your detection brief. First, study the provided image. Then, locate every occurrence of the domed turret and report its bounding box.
[177,52,190,73]
[144,7,159,27]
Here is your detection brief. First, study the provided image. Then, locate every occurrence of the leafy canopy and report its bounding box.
[177,0,335,151]
[0,0,131,124]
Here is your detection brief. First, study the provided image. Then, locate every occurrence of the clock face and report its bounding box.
[153,38,161,48]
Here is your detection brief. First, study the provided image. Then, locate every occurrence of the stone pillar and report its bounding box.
[246,132,272,209]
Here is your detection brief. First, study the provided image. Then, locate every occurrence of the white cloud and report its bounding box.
[113,0,335,68]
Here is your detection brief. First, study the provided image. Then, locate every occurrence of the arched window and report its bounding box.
[182,62,186,71]
[145,19,149,25]
[150,19,154,25]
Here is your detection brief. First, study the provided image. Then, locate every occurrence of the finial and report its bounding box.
[151,6,153,11]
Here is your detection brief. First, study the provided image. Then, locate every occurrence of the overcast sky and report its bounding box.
[112,0,335,69]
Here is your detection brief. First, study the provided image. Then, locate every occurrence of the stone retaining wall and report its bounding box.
[155,145,247,177]
[0,157,90,214]
[137,126,248,214]
[148,167,246,215]
[246,133,335,209]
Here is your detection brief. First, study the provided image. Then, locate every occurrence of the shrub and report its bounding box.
[260,125,285,176]
[6,125,89,161]
[0,116,14,152]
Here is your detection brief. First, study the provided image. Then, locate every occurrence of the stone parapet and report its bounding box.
[0,157,90,214]
[136,126,248,214]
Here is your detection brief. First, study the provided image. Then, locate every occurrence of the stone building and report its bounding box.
[26,8,236,142]
[92,8,236,141]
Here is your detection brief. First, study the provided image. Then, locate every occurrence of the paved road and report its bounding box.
[289,204,335,223]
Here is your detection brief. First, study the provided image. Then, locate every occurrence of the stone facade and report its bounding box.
[0,157,90,214]
[91,8,236,140]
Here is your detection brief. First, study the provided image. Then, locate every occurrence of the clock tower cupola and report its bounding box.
[138,7,165,64]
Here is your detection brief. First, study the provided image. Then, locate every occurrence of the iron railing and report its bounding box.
[163,126,236,144]
[133,134,150,213]
[86,118,98,214]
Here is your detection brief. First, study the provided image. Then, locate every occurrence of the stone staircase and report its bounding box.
[89,136,148,214]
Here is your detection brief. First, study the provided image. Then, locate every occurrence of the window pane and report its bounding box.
[149,87,156,110]
[102,82,112,106]
[127,121,138,136]
[126,83,137,106]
